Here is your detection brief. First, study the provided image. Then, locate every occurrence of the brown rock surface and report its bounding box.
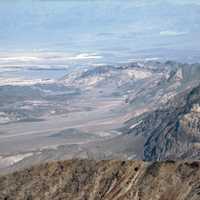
[1,160,200,200]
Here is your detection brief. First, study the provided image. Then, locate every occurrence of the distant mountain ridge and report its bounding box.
[1,61,200,172]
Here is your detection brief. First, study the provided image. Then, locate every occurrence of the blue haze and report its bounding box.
[0,0,200,63]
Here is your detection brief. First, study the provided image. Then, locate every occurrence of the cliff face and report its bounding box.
[124,84,200,161]
[180,104,200,139]
[144,85,200,161]
[1,160,200,200]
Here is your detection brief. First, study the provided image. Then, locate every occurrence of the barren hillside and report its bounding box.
[1,160,200,200]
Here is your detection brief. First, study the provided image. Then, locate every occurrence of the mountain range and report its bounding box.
[1,60,200,199]
[0,61,200,173]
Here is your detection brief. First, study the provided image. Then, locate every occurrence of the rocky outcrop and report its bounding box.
[127,84,200,161]
[1,160,200,200]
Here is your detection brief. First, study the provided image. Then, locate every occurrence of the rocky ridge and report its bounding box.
[1,160,200,200]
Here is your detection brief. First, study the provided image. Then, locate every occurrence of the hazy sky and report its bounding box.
[0,0,200,62]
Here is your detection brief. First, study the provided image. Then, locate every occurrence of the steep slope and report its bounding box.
[125,84,200,161]
[1,160,200,200]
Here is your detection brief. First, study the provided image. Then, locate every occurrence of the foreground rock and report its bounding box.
[1,160,200,200]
